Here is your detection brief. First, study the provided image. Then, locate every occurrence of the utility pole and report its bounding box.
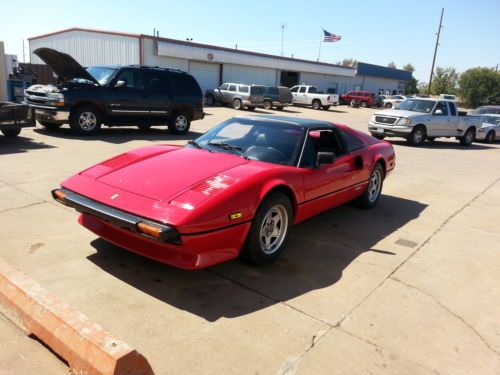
[22,39,25,63]
[280,24,285,56]
[427,8,444,95]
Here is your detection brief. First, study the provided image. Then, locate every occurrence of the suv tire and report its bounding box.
[263,100,273,110]
[206,95,215,106]
[1,128,22,137]
[168,111,191,134]
[233,99,243,110]
[69,105,102,135]
[360,101,368,108]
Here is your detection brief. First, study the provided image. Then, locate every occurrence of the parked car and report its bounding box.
[471,105,500,115]
[290,85,339,110]
[259,86,293,110]
[205,83,265,110]
[379,95,407,108]
[52,115,395,269]
[25,48,204,135]
[0,102,35,137]
[340,91,381,108]
[476,114,500,143]
[368,98,481,146]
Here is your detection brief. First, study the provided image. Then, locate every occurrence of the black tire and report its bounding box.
[69,105,102,135]
[137,124,152,130]
[486,131,495,143]
[406,125,426,146]
[263,100,273,110]
[322,105,331,111]
[427,137,436,142]
[247,106,256,111]
[206,95,215,106]
[1,128,22,137]
[276,106,284,111]
[459,127,475,146]
[360,101,368,108]
[355,163,384,209]
[312,100,321,110]
[385,102,392,108]
[168,111,191,135]
[39,121,62,129]
[241,192,293,265]
[232,99,243,110]
[372,133,386,140]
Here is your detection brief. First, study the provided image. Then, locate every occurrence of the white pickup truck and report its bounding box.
[290,85,339,110]
[368,98,481,146]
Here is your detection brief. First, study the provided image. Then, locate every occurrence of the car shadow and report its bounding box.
[87,194,427,322]
[0,135,56,155]
[327,108,348,113]
[389,139,497,150]
[33,127,205,144]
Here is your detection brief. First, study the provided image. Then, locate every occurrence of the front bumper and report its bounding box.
[368,121,413,137]
[475,131,487,141]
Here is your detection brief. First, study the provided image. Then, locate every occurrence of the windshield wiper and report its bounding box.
[208,142,249,159]
[187,140,202,149]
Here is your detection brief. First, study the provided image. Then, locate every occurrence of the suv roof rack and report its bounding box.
[126,65,187,74]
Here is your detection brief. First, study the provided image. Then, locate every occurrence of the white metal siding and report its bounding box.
[141,38,189,71]
[188,62,220,94]
[29,30,139,66]
[223,64,276,85]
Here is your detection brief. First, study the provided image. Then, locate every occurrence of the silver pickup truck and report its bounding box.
[368,98,481,146]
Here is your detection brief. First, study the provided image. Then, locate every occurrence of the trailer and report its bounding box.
[0,102,35,137]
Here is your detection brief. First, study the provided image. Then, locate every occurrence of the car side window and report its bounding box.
[114,69,145,89]
[340,129,365,152]
[290,86,298,93]
[146,71,171,93]
[238,85,249,93]
[299,87,307,93]
[435,101,449,115]
[449,102,457,116]
[228,84,237,92]
[219,83,229,90]
[299,129,346,168]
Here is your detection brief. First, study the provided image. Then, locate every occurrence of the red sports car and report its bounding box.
[52,116,395,269]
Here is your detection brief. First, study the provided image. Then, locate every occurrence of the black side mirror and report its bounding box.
[114,80,126,88]
[316,152,335,166]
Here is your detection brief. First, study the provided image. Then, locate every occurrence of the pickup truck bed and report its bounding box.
[0,102,36,137]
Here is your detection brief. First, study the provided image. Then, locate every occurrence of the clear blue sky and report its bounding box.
[1,0,498,82]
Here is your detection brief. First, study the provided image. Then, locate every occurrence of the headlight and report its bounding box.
[396,118,411,126]
[48,92,64,100]
[370,115,376,122]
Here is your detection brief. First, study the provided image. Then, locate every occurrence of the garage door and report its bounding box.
[188,62,220,95]
[223,64,277,86]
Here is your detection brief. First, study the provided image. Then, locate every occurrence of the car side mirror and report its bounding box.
[114,80,126,88]
[434,109,443,115]
[316,152,335,166]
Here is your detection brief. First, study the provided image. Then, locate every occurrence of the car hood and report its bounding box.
[374,109,423,118]
[96,147,248,201]
[34,47,99,85]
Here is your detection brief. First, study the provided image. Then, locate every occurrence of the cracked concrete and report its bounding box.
[1,106,499,374]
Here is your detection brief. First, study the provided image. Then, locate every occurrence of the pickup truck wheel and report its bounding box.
[486,131,495,143]
[360,101,368,108]
[355,163,384,209]
[69,106,102,135]
[168,112,191,135]
[39,121,62,129]
[241,192,292,265]
[385,102,392,108]
[312,100,321,110]
[407,126,426,146]
[205,95,215,106]
[232,99,243,110]
[1,128,22,137]
[322,105,331,111]
[459,128,475,146]
[263,100,273,110]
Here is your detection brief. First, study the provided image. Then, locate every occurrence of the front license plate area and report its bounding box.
[376,128,384,133]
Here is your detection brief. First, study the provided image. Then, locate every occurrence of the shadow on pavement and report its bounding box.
[33,127,204,144]
[87,194,427,321]
[0,135,56,155]
[389,139,496,150]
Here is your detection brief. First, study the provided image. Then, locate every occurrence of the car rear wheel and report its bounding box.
[459,128,475,146]
[168,111,191,134]
[486,131,495,143]
[39,121,62,129]
[407,125,426,146]
[360,101,368,108]
[312,100,321,110]
[206,95,215,106]
[69,106,102,135]
[322,105,330,111]
[385,102,392,108]
[355,163,384,209]
[263,100,273,110]
[242,192,293,265]
[1,128,22,137]
[232,99,243,110]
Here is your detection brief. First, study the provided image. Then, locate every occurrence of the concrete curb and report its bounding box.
[0,258,154,375]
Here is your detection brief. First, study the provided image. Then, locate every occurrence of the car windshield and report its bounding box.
[188,118,304,166]
[481,115,500,125]
[87,66,119,85]
[396,99,436,113]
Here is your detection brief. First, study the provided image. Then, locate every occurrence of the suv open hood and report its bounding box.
[33,48,99,85]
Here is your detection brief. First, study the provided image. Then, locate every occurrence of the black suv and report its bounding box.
[260,86,293,110]
[25,48,204,135]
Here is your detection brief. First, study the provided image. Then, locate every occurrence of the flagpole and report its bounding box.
[317,28,323,61]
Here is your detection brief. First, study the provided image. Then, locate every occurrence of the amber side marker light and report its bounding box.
[53,189,67,203]
[229,212,243,220]
[137,222,162,239]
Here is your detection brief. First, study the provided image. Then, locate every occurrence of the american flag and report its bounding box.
[323,30,342,42]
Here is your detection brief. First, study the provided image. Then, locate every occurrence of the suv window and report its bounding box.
[219,83,229,90]
[114,69,145,89]
[228,84,237,92]
[340,129,364,152]
[449,102,457,116]
[168,72,201,95]
[435,101,449,115]
[290,86,299,93]
[299,86,307,93]
[250,86,263,95]
[268,87,279,95]
[238,85,249,93]
[146,71,171,92]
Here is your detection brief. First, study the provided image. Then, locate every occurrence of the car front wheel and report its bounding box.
[242,192,293,265]
[69,106,102,135]
[459,128,475,146]
[355,163,384,209]
[486,131,495,143]
[168,111,191,134]
[407,126,426,146]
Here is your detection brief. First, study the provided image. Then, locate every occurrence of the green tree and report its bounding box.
[336,58,358,67]
[405,77,418,95]
[417,81,428,95]
[431,67,459,95]
[459,68,500,108]
[403,63,415,72]
[388,62,397,69]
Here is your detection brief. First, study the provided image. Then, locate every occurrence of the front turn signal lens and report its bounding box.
[53,189,67,202]
[137,222,162,238]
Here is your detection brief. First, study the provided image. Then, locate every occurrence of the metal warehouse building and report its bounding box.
[28,28,410,95]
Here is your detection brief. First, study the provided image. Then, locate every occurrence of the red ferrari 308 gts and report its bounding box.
[52,116,395,269]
